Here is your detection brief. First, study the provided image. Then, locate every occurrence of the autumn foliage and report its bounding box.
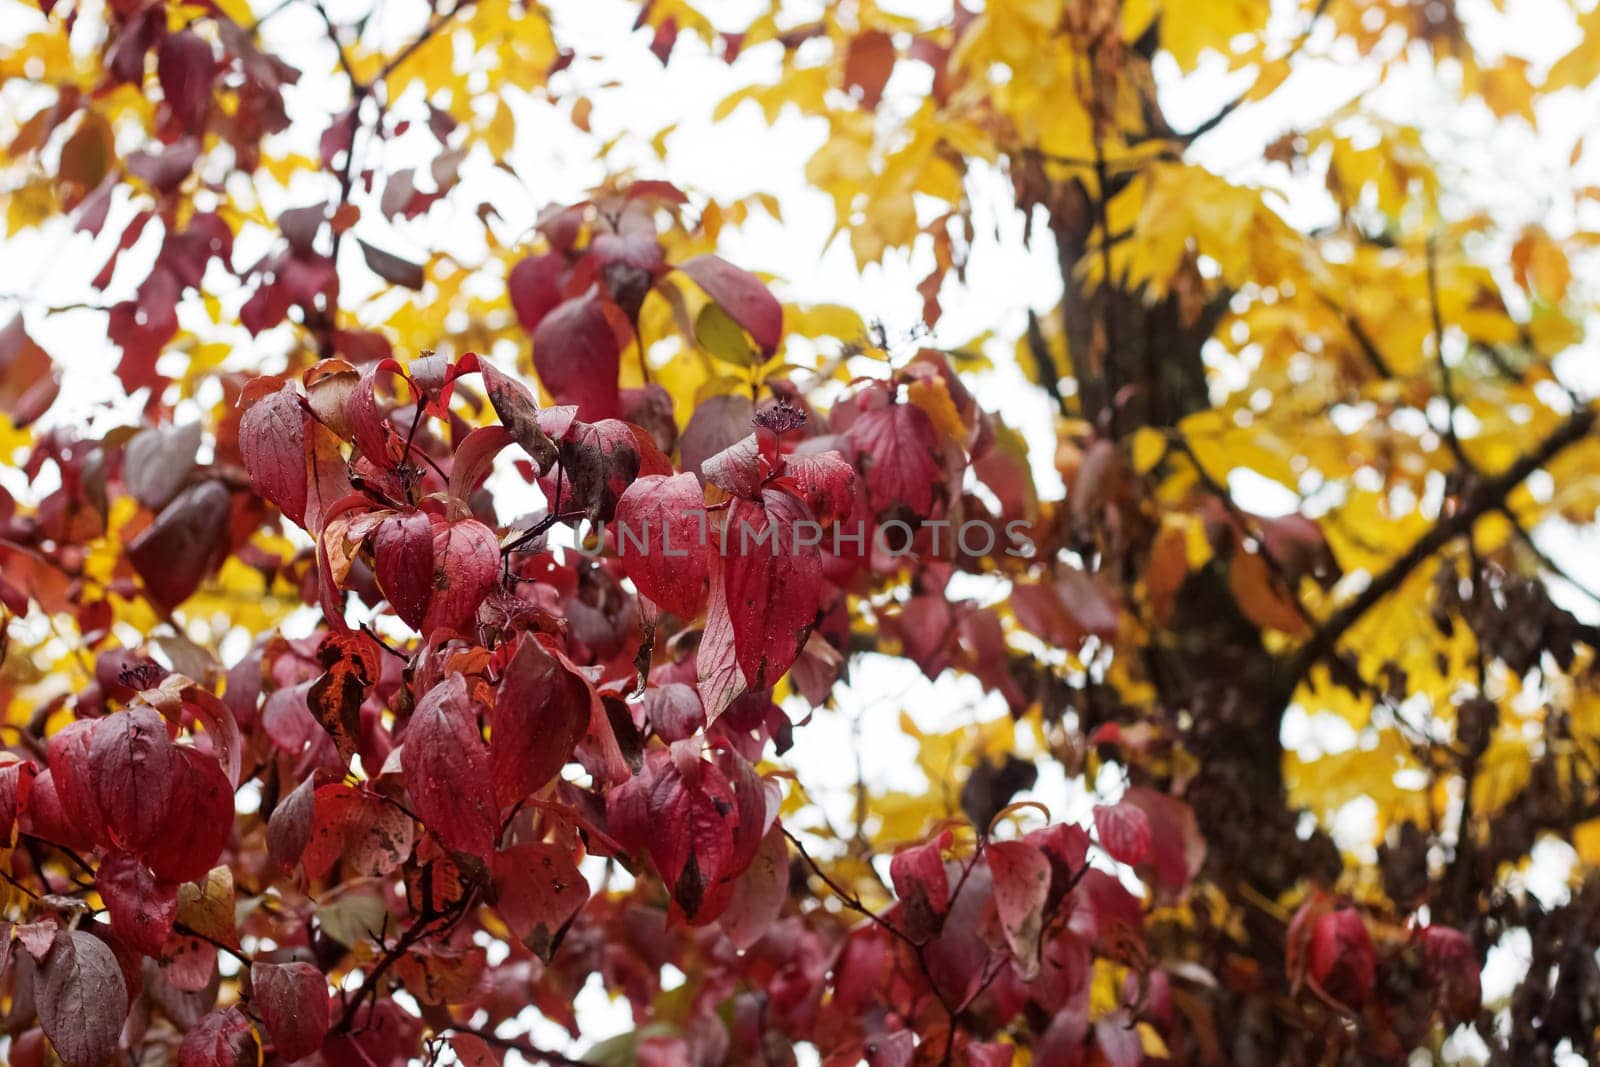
[3,0,1600,1064]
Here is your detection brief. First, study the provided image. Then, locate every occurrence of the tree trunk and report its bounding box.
[1049,198,1323,893]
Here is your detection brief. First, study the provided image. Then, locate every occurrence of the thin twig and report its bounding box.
[782,827,968,1064]
[335,886,479,1032]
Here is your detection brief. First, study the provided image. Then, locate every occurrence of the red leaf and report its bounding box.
[718,822,788,950]
[651,761,738,923]
[449,425,514,504]
[701,433,764,498]
[614,472,710,618]
[44,721,103,845]
[718,746,773,879]
[607,754,738,923]
[843,30,895,109]
[678,255,783,355]
[141,746,235,884]
[581,684,636,791]
[38,930,128,1067]
[680,393,754,484]
[489,634,595,807]
[1121,786,1205,892]
[158,932,217,993]
[109,273,179,392]
[460,354,557,473]
[16,918,58,959]
[1055,566,1120,640]
[532,286,626,419]
[695,558,746,721]
[96,850,177,957]
[648,16,679,63]
[333,328,391,364]
[509,251,565,333]
[403,675,499,859]
[889,830,950,943]
[358,239,425,290]
[1419,924,1481,1023]
[0,758,37,847]
[967,1044,1014,1067]
[423,519,500,637]
[865,1031,915,1067]
[250,961,329,1063]
[490,842,589,961]
[178,1006,258,1067]
[846,398,944,514]
[540,417,667,523]
[319,108,356,169]
[783,448,856,521]
[373,509,434,629]
[1026,821,1089,912]
[891,594,956,679]
[1284,892,1328,993]
[720,490,824,691]
[1010,581,1083,650]
[142,675,243,788]
[594,231,664,320]
[642,683,704,743]
[301,783,415,880]
[122,421,202,511]
[88,706,177,854]
[266,773,316,872]
[449,1033,503,1067]
[0,316,61,427]
[987,839,1052,977]
[156,29,214,133]
[1093,801,1152,867]
[1309,908,1374,1005]
[346,361,403,469]
[126,481,233,608]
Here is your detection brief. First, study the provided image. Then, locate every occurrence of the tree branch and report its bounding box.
[444,1025,601,1067]
[1323,295,1397,380]
[1025,309,1070,418]
[336,885,480,1032]
[1275,407,1597,707]
[1170,0,1332,144]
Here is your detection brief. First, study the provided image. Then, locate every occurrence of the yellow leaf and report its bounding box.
[906,377,966,442]
[6,178,57,236]
[1158,0,1270,71]
[1131,427,1166,474]
[1574,818,1600,865]
[1511,226,1571,303]
[1140,1022,1171,1058]
[1470,57,1537,125]
[484,98,516,157]
[1548,5,1600,91]
[1286,729,1427,827]
[650,123,677,160]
